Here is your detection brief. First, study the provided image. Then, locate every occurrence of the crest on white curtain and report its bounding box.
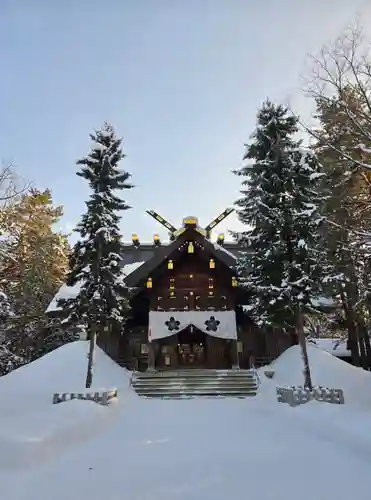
[205,316,220,332]
[165,317,180,331]
[148,311,237,341]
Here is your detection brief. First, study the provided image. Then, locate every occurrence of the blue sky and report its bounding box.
[1,0,370,243]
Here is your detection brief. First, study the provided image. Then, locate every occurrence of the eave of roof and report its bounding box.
[124,227,237,288]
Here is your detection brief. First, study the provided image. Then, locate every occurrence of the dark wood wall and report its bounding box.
[101,247,295,370]
[149,252,236,311]
[237,324,295,368]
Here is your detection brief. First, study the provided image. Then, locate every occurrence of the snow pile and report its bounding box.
[0,341,371,498]
[0,341,134,469]
[262,344,371,409]
[0,341,130,410]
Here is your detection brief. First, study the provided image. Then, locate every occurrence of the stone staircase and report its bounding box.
[131,369,259,399]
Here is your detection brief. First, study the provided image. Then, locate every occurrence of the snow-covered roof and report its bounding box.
[310,296,336,309]
[212,242,238,260]
[46,281,84,313]
[307,338,351,358]
[122,261,145,277]
[46,262,146,313]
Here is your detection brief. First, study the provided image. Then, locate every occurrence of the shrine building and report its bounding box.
[47,209,296,370]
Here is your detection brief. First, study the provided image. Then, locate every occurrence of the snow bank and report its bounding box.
[1,341,371,497]
[0,342,134,469]
[261,344,371,409]
[0,341,130,411]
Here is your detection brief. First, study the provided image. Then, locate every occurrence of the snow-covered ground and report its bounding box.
[1,341,371,500]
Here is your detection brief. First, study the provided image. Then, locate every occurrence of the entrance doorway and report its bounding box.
[177,326,206,368]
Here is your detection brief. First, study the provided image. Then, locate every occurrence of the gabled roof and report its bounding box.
[124,227,237,288]
[46,230,240,315]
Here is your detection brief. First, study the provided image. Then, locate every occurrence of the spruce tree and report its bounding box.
[0,290,23,375]
[234,101,330,388]
[58,123,133,386]
[0,290,12,326]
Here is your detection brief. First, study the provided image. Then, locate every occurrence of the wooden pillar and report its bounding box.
[148,341,156,371]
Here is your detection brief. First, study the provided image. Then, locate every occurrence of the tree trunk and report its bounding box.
[339,285,360,366]
[296,304,312,390]
[85,234,101,388]
[85,326,97,388]
[357,316,371,370]
[357,326,367,369]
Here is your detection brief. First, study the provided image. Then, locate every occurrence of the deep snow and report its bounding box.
[263,343,371,409]
[1,341,371,500]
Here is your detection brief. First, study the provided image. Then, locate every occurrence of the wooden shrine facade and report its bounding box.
[47,210,295,371]
[98,213,295,371]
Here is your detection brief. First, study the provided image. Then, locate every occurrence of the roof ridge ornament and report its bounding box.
[145,208,235,240]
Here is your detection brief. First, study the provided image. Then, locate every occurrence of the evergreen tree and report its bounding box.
[0,289,23,375]
[58,123,133,386]
[234,101,331,387]
[2,189,69,327]
[313,88,371,368]
[0,290,12,326]
[0,189,69,370]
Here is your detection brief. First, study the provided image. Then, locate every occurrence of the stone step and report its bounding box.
[137,370,254,378]
[132,377,257,385]
[140,394,256,399]
[135,389,257,397]
[134,386,257,393]
[131,369,259,399]
[133,386,258,394]
[132,376,257,383]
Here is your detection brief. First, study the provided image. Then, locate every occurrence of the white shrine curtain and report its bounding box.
[148,310,237,342]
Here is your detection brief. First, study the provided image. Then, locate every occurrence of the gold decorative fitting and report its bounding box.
[188,241,194,254]
[208,278,214,289]
[132,233,140,247]
[209,258,215,269]
[153,233,161,246]
[232,276,238,287]
[218,233,225,241]
[168,260,174,270]
[146,277,153,288]
[170,291,175,297]
[183,216,198,226]
[169,278,175,290]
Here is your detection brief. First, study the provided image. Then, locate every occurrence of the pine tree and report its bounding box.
[0,189,69,367]
[58,123,133,387]
[234,101,331,388]
[313,88,371,368]
[0,289,23,375]
[0,290,12,325]
[2,189,69,322]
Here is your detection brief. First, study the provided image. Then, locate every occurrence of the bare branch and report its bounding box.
[0,163,30,206]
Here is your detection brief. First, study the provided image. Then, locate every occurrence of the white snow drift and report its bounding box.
[0,341,371,500]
